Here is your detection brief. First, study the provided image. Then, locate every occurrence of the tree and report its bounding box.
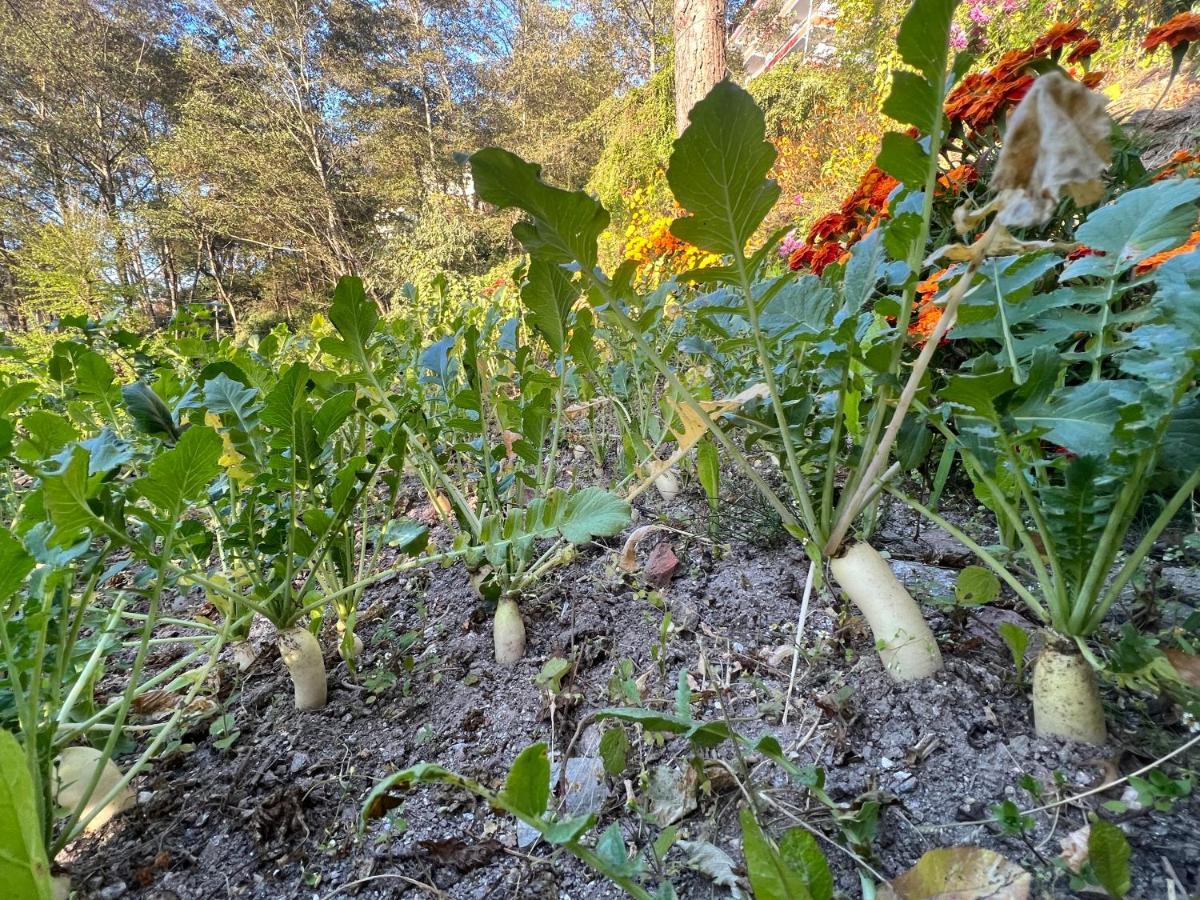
[673,0,726,134]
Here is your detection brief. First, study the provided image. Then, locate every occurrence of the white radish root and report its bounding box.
[277,626,328,710]
[654,469,681,504]
[829,541,943,682]
[231,640,259,672]
[1032,644,1106,745]
[493,598,526,665]
[54,746,134,832]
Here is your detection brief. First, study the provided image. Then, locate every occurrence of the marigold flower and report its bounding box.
[909,299,944,341]
[1066,38,1101,64]
[1143,12,1200,53]
[788,241,845,275]
[937,164,979,194]
[1032,20,1090,54]
[1132,231,1200,275]
[807,212,852,243]
[1080,71,1106,90]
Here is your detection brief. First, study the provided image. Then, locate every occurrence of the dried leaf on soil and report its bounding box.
[878,846,1031,899]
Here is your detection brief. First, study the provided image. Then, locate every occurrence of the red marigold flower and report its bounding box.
[1066,37,1101,63]
[807,212,851,243]
[1080,70,1106,89]
[1032,20,1090,55]
[1143,12,1200,53]
[1065,246,1103,261]
[1133,231,1200,275]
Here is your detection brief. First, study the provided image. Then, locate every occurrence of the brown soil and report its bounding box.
[61,490,1200,900]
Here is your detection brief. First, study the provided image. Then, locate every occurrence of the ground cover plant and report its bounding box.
[2,1,1200,899]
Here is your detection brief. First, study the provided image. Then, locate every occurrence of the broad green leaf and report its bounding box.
[997,622,1030,678]
[595,822,642,877]
[955,566,1000,606]
[778,829,833,900]
[896,0,957,82]
[740,807,810,900]
[696,437,719,508]
[883,71,938,133]
[1012,381,1126,457]
[204,373,261,461]
[1161,396,1200,476]
[69,349,116,400]
[502,743,550,818]
[0,730,52,900]
[0,382,35,418]
[1064,180,1200,279]
[0,528,34,606]
[15,411,77,463]
[878,132,930,188]
[841,230,887,313]
[878,846,1030,899]
[470,148,609,269]
[541,813,596,845]
[134,426,222,514]
[668,80,780,256]
[558,487,631,544]
[323,276,380,368]
[1088,818,1131,899]
[42,447,105,545]
[121,381,180,442]
[598,727,629,776]
[521,259,578,355]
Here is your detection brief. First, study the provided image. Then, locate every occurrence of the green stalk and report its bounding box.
[1088,464,1200,632]
[584,270,805,541]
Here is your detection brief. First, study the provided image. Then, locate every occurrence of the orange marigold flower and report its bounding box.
[937,164,979,194]
[1080,70,1106,89]
[1132,231,1200,275]
[1066,37,1101,63]
[1032,20,1090,55]
[909,298,944,341]
[916,268,949,297]
[1143,12,1200,53]
[1065,246,1103,261]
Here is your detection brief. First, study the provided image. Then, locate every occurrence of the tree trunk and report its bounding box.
[673,0,726,135]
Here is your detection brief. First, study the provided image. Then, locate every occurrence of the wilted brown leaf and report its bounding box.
[418,837,503,871]
[879,846,1031,899]
[992,71,1111,227]
[1164,649,1200,689]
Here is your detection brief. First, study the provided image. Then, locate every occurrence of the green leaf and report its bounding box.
[668,79,780,256]
[778,829,833,900]
[997,622,1030,681]
[877,132,930,188]
[696,437,719,510]
[42,447,105,545]
[558,487,631,544]
[0,382,35,418]
[896,0,957,81]
[0,528,34,607]
[541,813,596,845]
[502,743,550,819]
[121,381,180,442]
[15,411,77,463]
[0,730,52,900]
[594,822,642,877]
[134,426,222,514]
[1012,380,1126,457]
[593,708,692,735]
[521,259,578,355]
[1088,818,1131,899]
[1064,180,1200,279]
[470,148,609,269]
[882,71,938,132]
[955,566,1000,606]
[324,276,380,368]
[740,807,810,900]
[599,727,629,777]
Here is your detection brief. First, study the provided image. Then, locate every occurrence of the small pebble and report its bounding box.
[99,882,128,900]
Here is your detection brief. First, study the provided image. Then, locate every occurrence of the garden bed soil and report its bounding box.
[63,495,1200,900]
